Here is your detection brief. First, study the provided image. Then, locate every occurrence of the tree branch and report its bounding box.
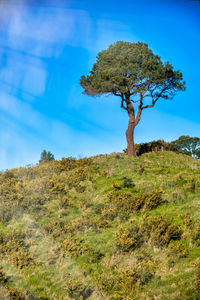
[135,94,143,126]
[113,92,122,97]
[121,99,127,110]
[130,99,141,103]
[141,85,168,110]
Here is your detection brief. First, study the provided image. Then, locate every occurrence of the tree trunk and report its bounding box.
[126,102,136,156]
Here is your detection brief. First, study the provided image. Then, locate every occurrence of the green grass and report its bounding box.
[0,151,199,299]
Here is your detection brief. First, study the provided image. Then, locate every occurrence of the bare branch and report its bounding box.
[121,98,128,111]
[130,99,141,103]
[113,92,122,97]
[141,99,158,110]
[141,85,168,110]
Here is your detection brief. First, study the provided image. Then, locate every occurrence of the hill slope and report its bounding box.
[0,151,200,299]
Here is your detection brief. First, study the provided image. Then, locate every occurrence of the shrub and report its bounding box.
[136,262,155,286]
[191,221,200,246]
[116,232,137,252]
[144,190,165,209]
[57,156,77,171]
[111,262,155,298]
[95,269,117,293]
[139,164,145,175]
[117,268,138,294]
[64,216,90,233]
[58,195,70,208]
[122,177,135,188]
[60,237,89,257]
[183,213,193,227]
[194,260,200,293]
[0,268,8,284]
[60,235,103,262]
[112,183,121,190]
[4,285,29,300]
[48,180,65,194]
[0,230,38,270]
[144,216,182,247]
[107,190,136,220]
[57,157,92,172]
[43,219,65,239]
[104,189,165,222]
[116,223,144,252]
[92,203,105,214]
[101,206,119,221]
[65,278,93,300]
[168,241,189,258]
[65,167,92,191]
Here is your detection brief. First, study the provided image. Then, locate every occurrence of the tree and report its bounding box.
[80,41,185,156]
[39,150,55,164]
[124,139,177,156]
[171,136,200,159]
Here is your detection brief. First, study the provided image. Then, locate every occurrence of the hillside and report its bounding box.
[0,151,200,300]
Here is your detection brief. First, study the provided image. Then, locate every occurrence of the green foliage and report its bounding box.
[122,176,135,188]
[96,256,155,299]
[65,278,93,300]
[105,189,165,220]
[191,221,200,246]
[168,241,189,259]
[124,139,177,156]
[171,135,200,159]
[116,223,144,252]
[0,268,8,284]
[143,190,165,209]
[57,157,92,172]
[48,179,65,194]
[80,41,185,97]
[144,216,182,247]
[0,230,38,269]
[113,264,154,299]
[0,171,24,224]
[116,215,182,252]
[60,236,103,263]
[39,149,55,164]
[0,268,32,299]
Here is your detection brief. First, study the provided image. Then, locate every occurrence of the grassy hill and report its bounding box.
[0,151,199,299]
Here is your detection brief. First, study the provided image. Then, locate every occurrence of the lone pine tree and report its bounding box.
[39,150,55,164]
[80,41,185,156]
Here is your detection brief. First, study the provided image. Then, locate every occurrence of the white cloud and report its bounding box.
[0,56,47,96]
[0,92,45,130]
[22,66,47,96]
[6,7,74,57]
[0,1,94,101]
[0,1,92,57]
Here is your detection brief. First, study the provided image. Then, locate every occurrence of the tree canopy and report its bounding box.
[39,150,55,164]
[171,136,200,159]
[81,41,185,99]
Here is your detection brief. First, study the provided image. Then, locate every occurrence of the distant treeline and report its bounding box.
[124,135,200,159]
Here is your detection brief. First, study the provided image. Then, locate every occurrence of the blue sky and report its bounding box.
[0,0,200,169]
